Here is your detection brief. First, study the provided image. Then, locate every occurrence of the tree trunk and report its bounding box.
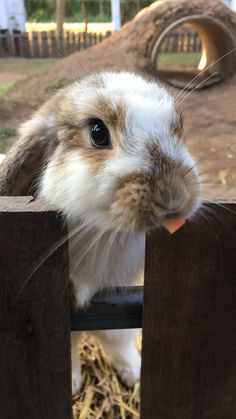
[81,0,88,33]
[99,0,104,16]
[136,0,141,13]
[56,0,65,37]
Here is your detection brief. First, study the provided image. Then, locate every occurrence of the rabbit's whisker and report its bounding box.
[18,222,87,296]
[175,47,236,103]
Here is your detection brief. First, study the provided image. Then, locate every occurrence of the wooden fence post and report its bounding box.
[41,31,49,58]
[141,201,236,419]
[0,197,72,419]
[22,32,31,58]
[49,30,58,57]
[32,32,41,58]
[0,33,9,57]
[77,32,82,51]
[71,32,76,53]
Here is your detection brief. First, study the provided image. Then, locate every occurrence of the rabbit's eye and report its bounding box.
[89,119,110,148]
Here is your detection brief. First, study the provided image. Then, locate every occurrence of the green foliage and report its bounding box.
[25,0,154,23]
[46,78,70,91]
[157,52,202,72]
[25,0,55,21]
[0,83,15,96]
[0,128,17,139]
[0,129,17,153]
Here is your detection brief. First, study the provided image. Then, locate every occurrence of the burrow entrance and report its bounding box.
[151,17,236,90]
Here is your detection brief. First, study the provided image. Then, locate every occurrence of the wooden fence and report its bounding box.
[0,30,112,58]
[0,29,200,58]
[0,193,236,418]
[160,30,202,53]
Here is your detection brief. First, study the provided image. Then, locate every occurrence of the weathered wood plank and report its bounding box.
[32,31,41,58]
[0,198,72,419]
[41,31,49,58]
[22,32,31,57]
[141,203,236,419]
[71,286,143,331]
[49,30,58,57]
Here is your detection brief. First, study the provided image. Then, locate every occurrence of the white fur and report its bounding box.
[37,72,200,393]
[0,154,5,163]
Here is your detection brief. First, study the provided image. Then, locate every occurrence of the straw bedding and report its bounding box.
[72,333,141,418]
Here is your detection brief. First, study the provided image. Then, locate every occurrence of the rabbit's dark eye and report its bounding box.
[89,119,110,148]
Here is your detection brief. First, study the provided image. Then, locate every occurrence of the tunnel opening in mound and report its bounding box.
[151,18,235,90]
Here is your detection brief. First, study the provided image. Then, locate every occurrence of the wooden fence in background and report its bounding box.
[1,192,236,418]
[160,30,202,53]
[0,29,201,59]
[0,30,112,58]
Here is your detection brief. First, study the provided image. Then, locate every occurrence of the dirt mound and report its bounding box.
[6,0,236,106]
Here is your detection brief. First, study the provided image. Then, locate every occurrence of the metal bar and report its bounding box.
[71,286,143,331]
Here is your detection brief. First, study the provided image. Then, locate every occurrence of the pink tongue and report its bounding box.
[161,219,186,234]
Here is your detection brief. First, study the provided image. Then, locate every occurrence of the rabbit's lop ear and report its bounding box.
[0,113,58,196]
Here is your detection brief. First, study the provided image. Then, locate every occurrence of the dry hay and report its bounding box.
[72,333,141,419]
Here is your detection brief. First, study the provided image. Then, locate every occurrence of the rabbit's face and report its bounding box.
[39,72,201,232]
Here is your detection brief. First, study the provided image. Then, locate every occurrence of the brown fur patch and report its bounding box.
[92,95,126,134]
[171,113,184,139]
[111,148,199,232]
[56,124,114,172]
[81,74,105,89]
[0,116,58,196]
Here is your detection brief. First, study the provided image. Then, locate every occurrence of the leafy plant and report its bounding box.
[0,129,17,154]
[46,78,70,91]
[0,83,15,96]
[0,128,17,139]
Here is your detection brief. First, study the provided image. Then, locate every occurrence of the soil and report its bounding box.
[0,73,25,87]
[1,0,236,196]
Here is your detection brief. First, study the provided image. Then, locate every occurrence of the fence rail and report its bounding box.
[0,30,112,58]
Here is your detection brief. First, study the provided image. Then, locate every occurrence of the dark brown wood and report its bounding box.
[71,31,76,53]
[180,32,185,52]
[49,30,58,57]
[78,32,81,50]
[106,30,112,38]
[0,30,106,58]
[0,197,72,419]
[187,31,191,52]
[6,31,15,56]
[141,202,236,419]
[41,31,49,58]
[13,32,23,57]
[65,31,70,55]
[83,31,87,49]
[88,32,92,47]
[22,32,31,57]
[72,286,143,331]
[32,32,41,58]
[58,33,64,56]
[0,33,9,56]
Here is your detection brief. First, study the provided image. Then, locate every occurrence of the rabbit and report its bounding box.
[0,71,201,395]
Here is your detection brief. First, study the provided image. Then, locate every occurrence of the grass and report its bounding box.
[157,52,202,72]
[0,82,16,96]
[0,57,58,77]
[0,57,58,98]
[0,129,17,153]
[46,78,70,91]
